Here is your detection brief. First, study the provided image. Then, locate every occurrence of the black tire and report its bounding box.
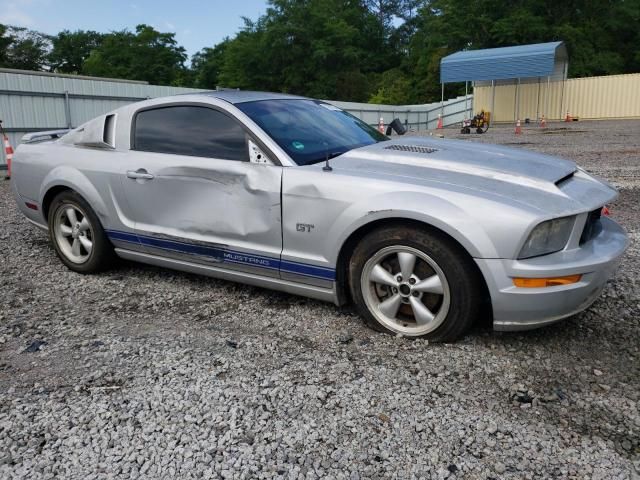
[348,225,483,342]
[47,190,115,273]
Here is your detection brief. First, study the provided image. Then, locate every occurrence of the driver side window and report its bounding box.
[133,105,249,161]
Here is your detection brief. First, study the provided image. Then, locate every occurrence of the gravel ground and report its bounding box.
[1,119,639,479]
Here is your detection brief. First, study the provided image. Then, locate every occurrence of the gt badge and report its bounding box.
[296,223,315,233]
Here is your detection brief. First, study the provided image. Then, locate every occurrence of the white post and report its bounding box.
[546,76,550,121]
[471,81,474,116]
[514,78,520,122]
[536,77,541,121]
[491,80,495,125]
[559,61,568,119]
[465,81,468,119]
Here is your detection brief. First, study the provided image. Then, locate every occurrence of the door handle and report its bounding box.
[126,169,154,180]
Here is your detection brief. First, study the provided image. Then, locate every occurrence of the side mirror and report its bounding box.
[385,118,407,136]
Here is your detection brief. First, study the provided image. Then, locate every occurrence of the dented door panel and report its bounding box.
[120,151,283,277]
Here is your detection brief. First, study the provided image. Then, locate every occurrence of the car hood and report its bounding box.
[336,137,576,185]
[326,136,617,216]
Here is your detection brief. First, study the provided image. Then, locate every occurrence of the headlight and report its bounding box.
[518,216,575,259]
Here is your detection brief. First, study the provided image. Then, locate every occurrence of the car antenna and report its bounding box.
[322,141,333,172]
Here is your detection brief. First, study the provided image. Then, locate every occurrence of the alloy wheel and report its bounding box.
[361,245,451,336]
[53,203,94,264]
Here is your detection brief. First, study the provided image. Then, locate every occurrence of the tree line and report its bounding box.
[1,0,638,104]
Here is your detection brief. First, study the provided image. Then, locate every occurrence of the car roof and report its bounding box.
[194,90,309,104]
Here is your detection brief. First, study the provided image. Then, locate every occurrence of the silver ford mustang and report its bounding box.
[11,91,629,341]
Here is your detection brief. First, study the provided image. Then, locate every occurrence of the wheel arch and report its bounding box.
[334,217,492,322]
[40,167,109,223]
[42,185,72,221]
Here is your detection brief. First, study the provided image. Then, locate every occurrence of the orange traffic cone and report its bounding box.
[564,111,572,122]
[515,119,522,135]
[3,134,13,179]
[436,114,443,130]
[378,117,385,134]
[539,114,546,128]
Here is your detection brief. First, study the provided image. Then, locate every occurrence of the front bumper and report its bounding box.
[476,216,629,331]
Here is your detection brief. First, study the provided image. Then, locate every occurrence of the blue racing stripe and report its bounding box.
[280,260,336,280]
[107,230,141,244]
[136,232,280,263]
[106,229,335,280]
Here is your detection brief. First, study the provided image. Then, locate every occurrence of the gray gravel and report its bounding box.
[1,119,639,479]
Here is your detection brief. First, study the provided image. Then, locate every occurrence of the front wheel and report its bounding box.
[348,226,482,341]
[48,190,115,273]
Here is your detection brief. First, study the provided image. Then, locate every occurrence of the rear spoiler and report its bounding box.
[21,129,70,144]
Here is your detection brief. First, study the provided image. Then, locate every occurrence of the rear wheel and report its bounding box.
[48,191,115,273]
[349,226,482,341]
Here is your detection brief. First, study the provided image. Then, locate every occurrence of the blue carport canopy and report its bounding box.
[440,41,568,83]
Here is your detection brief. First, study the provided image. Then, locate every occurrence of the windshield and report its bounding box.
[236,99,388,165]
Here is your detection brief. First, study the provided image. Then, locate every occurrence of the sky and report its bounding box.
[0,0,268,59]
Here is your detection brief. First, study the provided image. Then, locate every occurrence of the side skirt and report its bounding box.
[26,217,48,231]
[114,248,339,305]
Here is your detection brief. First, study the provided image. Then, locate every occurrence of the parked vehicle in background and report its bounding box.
[10,91,628,341]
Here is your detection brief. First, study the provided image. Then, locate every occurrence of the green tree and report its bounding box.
[217,18,271,90]
[365,0,403,29]
[404,0,640,102]
[369,68,411,104]
[82,24,188,85]
[217,0,398,101]
[191,39,230,89]
[48,30,104,74]
[0,24,51,70]
[2,0,640,101]
[0,25,13,66]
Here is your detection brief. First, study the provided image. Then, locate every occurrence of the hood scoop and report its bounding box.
[384,144,439,154]
[554,170,576,186]
[343,137,577,186]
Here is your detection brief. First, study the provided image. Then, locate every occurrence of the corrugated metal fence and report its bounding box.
[473,73,640,122]
[0,68,472,168]
[0,68,205,162]
[331,97,473,132]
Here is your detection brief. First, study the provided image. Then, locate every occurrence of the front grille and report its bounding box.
[384,145,439,154]
[580,208,603,245]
